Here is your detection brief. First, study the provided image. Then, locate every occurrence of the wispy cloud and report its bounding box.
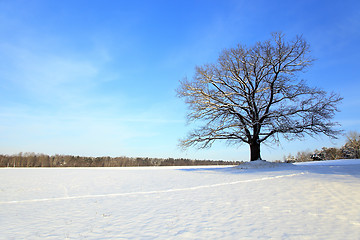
[1,43,100,100]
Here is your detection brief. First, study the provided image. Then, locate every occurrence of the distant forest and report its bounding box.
[0,153,241,167]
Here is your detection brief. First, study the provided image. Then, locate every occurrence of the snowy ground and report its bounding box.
[0,160,359,239]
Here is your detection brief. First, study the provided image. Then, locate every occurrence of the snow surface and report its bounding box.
[1,160,360,239]
[235,159,291,169]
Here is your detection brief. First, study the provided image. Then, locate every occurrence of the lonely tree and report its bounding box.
[177,32,342,161]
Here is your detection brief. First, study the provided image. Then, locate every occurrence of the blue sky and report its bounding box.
[0,0,359,161]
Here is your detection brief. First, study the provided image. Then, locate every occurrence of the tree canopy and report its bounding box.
[177,32,342,161]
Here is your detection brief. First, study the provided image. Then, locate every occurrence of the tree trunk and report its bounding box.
[250,140,261,161]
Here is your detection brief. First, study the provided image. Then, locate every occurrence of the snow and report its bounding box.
[295,159,360,166]
[1,160,359,239]
[235,159,291,169]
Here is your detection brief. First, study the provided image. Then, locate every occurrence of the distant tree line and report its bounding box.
[285,131,360,162]
[0,153,241,167]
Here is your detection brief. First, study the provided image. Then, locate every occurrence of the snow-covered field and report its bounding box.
[1,160,359,239]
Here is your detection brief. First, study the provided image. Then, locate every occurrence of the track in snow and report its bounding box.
[0,172,305,204]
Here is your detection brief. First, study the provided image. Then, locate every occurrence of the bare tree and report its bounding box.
[296,150,313,162]
[319,147,343,160]
[177,32,342,161]
[342,131,360,158]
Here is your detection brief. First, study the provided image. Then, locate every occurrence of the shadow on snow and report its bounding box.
[177,162,360,179]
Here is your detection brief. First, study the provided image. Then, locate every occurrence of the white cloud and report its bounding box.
[1,43,98,97]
